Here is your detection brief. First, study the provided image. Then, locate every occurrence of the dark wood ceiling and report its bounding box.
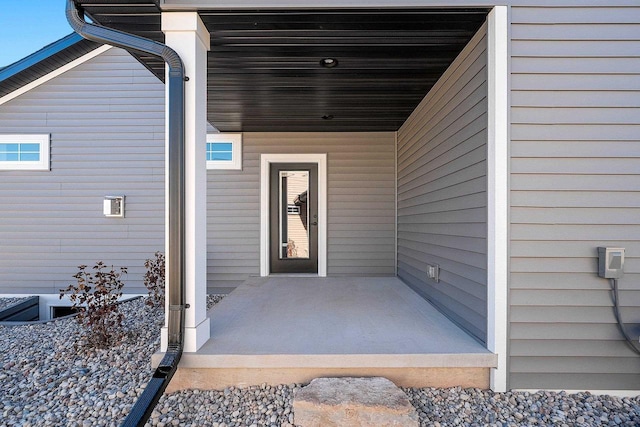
[78,1,488,132]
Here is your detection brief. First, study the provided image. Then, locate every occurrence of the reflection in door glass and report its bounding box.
[279,170,309,259]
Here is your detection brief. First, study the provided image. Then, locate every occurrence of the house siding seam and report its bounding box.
[396,23,488,344]
[206,132,397,290]
[0,47,166,294]
[509,5,640,390]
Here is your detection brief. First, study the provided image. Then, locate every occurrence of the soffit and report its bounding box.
[78,1,488,132]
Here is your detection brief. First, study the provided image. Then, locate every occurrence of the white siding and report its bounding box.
[397,23,488,343]
[0,48,165,294]
[510,5,640,390]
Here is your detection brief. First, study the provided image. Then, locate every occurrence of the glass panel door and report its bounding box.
[270,163,318,273]
[278,170,310,260]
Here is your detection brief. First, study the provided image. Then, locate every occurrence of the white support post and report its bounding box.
[161,12,211,353]
[487,5,509,392]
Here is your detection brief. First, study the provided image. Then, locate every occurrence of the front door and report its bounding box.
[270,163,318,273]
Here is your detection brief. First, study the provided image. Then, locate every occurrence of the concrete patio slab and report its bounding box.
[157,276,497,391]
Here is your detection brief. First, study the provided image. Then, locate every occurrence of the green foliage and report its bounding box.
[143,251,165,308]
[60,262,127,348]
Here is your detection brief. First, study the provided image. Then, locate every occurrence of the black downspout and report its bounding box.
[66,2,187,426]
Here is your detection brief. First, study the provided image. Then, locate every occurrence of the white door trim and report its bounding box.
[260,154,327,277]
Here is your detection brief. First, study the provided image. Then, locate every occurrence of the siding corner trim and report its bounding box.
[487,5,509,393]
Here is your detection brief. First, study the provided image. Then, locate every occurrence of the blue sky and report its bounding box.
[0,1,73,67]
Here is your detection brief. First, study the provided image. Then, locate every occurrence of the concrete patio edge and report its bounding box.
[153,352,497,369]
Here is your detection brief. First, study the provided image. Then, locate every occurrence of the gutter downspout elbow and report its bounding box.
[66,1,187,425]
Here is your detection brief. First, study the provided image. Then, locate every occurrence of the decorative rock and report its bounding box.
[2,295,640,425]
[293,377,419,427]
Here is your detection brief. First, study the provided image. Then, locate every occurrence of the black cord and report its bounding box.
[609,278,640,356]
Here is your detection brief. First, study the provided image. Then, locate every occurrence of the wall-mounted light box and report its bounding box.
[104,196,125,218]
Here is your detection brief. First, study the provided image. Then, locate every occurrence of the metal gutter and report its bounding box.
[66,1,187,426]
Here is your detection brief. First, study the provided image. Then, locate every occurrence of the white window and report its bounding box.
[206,133,242,170]
[287,205,300,215]
[0,134,50,171]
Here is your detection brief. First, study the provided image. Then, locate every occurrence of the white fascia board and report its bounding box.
[159,1,502,9]
[487,5,509,393]
[0,45,113,106]
[159,0,640,8]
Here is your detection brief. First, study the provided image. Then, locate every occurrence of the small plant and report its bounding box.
[143,251,165,308]
[60,262,127,348]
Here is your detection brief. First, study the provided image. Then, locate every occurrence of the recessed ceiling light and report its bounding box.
[320,58,338,68]
[322,115,334,120]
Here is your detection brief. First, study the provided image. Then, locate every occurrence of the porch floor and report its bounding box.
[165,276,497,391]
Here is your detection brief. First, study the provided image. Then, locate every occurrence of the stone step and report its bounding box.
[293,377,419,427]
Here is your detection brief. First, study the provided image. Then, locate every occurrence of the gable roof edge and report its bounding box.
[0,44,113,106]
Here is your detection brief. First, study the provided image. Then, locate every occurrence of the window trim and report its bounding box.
[287,205,301,215]
[0,134,50,171]
[206,133,242,170]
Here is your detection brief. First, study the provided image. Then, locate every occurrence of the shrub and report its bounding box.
[60,262,127,348]
[143,251,165,308]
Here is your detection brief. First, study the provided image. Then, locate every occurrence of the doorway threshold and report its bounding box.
[267,273,319,278]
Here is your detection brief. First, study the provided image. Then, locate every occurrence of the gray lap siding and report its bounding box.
[206,132,397,291]
[0,47,166,294]
[509,4,640,390]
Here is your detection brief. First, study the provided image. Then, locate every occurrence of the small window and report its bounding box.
[206,133,242,170]
[0,134,50,170]
[51,306,80,319]
[287,205,300,215]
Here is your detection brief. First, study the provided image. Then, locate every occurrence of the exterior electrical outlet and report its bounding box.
[427,264,440,283]
[103,196,125,217]
[597,247,625,279]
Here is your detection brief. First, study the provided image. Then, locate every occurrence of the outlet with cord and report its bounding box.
[598,247,624,279]
[597,247,640,354]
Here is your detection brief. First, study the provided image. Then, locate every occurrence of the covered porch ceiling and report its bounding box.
[76,1,489,132]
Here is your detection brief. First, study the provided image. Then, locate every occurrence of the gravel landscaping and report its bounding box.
[404,388,640,427]
[1,296,639,427]
[0,297,163,427]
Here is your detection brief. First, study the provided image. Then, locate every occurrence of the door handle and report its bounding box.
[311,222,318,226]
